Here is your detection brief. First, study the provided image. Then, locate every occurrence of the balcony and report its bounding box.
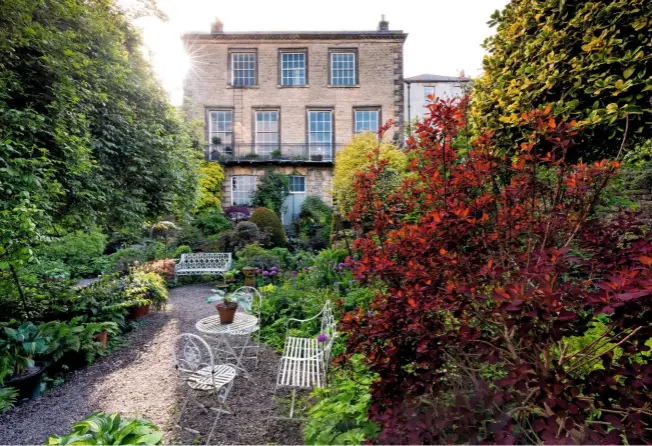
[206,143,338,165]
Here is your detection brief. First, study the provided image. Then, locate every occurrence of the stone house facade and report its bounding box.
[182,18,407,224]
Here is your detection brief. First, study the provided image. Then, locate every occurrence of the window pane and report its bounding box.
[255,111,279,156]
[331,53,356,85]
[355,109,379,134]
[281,53,306,86]
[209,111,233,145]
[232,53,256,86]
[232,175,256,205]
[308,111,332,158]
[288,175,305,193]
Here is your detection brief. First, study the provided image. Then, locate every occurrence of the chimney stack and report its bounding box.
[211,18,224,33]
[378,14,389,32]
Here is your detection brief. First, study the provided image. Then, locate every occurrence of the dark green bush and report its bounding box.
[214,221,264,253]
[235,243,283,270]
[251,171,289,215]
[40,231,107,278]
[250,207,286,248]
[295,196,333,250]
[195,209,232,235]
[176,224,206,250]
[104,248,146,273]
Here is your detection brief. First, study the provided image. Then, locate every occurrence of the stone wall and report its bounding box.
[222,165,333,206]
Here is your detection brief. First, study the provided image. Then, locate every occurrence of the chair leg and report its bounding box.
[289,388,296,418]
[176,395,189,430]
[205,408,222,445]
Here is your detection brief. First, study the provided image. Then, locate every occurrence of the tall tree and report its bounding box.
[0,0,200,267]
[472,0,652,161]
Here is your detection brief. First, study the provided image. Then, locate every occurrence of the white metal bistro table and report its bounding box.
[195,312,258,379]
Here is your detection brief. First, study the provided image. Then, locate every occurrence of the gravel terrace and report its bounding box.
[0,284,304,445]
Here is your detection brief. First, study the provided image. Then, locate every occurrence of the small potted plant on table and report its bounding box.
[205,290,253,325]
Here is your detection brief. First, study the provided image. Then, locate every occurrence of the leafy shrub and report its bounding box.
[333,133,406,216]
[41,230,107,278]
[215,221,264,253]
[195,208,232,236]
[148,221,178,241]
[235,243,283,270]
[140,259,176,282]
[251,172,289,215]
[195,161,225,213]
[305,248,350,289]
[342,99,652,443]
[173,245,192,258]
[104,248,146,273]
[294,196,332,250]
[124,271,168,310]
[47,412,162,445]
[144,241,166,261]
[259,282,331,351]
[0,387,17,413]
[249,207,286,248]
[176,224,206,250]
[472,0,652,161]
[38,319,118,364]
[0,322,48,380]
[304,355,379,445]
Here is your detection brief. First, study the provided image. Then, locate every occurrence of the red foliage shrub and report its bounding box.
[140,258,176,281]
[342,98,652,444]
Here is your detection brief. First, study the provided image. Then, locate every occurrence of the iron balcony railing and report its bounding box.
[206,143,338,162]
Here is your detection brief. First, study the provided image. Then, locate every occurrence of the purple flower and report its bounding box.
[291,270,297,276]
[256,269,262,274]
[271,266,278,271]
[303,266,309,271]
[328,260,333,264]
[263,271,270,276]
[317,333,329,343]
[332,267,337,271]
[270,271,278,276]
[338,263,346,269]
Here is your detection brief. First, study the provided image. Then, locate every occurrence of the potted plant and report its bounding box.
[241,266,258,287]
[244,153,260,160]
[205,290,253,325]
[211,136,222,146]
[310,153,323,161]
[0,322,49,400]
[271,149,282,159]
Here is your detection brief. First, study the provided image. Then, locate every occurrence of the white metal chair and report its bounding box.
[272,300,337,419]
[173,333,236,445]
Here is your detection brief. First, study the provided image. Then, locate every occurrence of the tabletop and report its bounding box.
[196,311,258,335]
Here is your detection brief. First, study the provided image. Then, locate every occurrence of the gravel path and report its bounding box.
[0,284,304,445]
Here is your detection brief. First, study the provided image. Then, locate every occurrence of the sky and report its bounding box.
[126,0,510,105]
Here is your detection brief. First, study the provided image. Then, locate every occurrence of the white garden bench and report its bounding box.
[273,301,337,418]
[174,253,232,280]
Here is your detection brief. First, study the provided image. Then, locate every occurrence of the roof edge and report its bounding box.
[182,31,408,41]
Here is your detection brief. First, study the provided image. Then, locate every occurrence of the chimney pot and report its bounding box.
[378,15,389,32]
[211,18,224,33]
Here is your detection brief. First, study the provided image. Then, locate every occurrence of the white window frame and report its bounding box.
[254,110,279,156]
[287,175,306,194]
[281,52,306,86]
[330,52,356,86]
[354,109,380,135]
[308,110,333,158]
[424,86,436,104]
[231,52,256,87]
[231,175,256,206]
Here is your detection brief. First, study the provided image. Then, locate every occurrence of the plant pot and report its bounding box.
[6,363,46,401]
[241,267,257,288]
[216,302,238,324]
[129,303,150,319]
[94,330,108,350]
[311,154,323,161]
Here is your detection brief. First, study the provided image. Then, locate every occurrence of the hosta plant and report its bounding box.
[342,97,652,444]
[47,412,162,445]
[0,322,48,379]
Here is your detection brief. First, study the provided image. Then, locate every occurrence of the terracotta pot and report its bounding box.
[94,330,108,349]
[216,301,238,324]
[129,303,150,319]
[241,267,257,287]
